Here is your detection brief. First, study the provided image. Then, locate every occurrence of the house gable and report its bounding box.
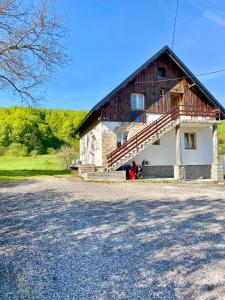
[76,46,225,134]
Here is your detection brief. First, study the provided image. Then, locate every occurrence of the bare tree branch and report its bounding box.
[0,0,68,104]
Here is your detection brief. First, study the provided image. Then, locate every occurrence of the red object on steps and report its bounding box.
[129,170,136,180]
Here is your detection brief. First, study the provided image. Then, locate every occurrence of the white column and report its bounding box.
[176,124,182,165]
[211,124,223,181]
[212,124,219,164]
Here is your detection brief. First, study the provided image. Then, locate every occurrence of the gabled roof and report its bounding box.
[76,45,225,134]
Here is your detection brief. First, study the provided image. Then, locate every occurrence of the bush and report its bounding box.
[47,147,56,155]
[219,143,225,156]
[6,143,28,157]
[0,146,6,156]
[57,145,75,169]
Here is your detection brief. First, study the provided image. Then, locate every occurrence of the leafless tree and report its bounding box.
[0,0,68,104]
[57,145,75,169]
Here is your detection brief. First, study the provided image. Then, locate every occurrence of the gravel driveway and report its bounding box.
[1,177,225,299]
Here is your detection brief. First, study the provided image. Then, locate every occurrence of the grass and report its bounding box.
[0,155,69,181]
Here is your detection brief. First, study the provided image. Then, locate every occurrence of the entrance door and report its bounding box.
[170,93,183,111]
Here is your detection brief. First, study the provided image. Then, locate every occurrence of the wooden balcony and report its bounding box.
[101,106,220,123]
[171,105,220,119]
[129,106,220,123]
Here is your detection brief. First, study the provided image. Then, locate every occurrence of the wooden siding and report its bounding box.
[100,53,215,122]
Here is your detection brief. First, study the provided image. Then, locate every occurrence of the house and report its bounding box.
[75,46,225,181]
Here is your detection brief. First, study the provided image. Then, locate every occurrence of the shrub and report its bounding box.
[6,143,28,157]
[57,145,75,169]
[0,146,6,156]
[219,143,225,156]
[47,147,56,155]
[30,149,38,158]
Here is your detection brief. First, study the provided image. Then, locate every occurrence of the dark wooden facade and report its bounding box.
[100,53,216,122]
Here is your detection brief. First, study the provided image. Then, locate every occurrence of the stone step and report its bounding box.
[84,171,126,181]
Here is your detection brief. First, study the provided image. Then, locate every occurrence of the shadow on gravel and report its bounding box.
[0,179,37,188]
[1,186,225,299]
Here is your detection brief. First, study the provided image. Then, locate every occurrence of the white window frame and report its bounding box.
[115,130,128,147]
[184,132,197,149]
[131,93,145,111]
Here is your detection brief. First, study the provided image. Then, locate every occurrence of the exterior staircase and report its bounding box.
[107,110,179,171]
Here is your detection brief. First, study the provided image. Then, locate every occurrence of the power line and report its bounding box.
[135,68,225,84]
[171,0,180,50]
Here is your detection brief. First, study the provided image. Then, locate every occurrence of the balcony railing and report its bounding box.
[171,105,220,119]
[101,106,220,123]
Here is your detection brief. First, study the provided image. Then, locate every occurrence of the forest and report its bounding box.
[0,106,87,156]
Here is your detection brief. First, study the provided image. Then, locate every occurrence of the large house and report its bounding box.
[75,46,225,180]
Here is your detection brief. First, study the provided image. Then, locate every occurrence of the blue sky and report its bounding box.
[2,0,225,110]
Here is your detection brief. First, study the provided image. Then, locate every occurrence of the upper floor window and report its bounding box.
[158,67,166,78]
[184,132,196,149]
[160,88,165,96]
[131,93,144,111]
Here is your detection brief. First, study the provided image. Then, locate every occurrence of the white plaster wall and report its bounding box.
[129,128,176,165]
[80,121,129,166]
[181,125,213,165]
[146,113,162,124]
[128,125,213,166]
[80,122,102,166]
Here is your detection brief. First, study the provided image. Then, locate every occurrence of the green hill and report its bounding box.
[0,106,87,156]
[218,121,225,156]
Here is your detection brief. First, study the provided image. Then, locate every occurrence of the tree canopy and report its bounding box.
[0,106,87,155]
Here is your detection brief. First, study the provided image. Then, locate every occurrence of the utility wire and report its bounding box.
[171,0,180,50]
[135,68,225,84]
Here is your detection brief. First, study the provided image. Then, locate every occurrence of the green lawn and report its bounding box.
[0,155,69,181]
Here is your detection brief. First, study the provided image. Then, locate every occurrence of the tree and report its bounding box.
[0,0,68,104]
[57,145,75,169]
[30,128,42,156]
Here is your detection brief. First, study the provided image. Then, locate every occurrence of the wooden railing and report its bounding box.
[175,105,220,118]
[107,106,220,168]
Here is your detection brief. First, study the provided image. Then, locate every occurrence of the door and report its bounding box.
[170,93,183,111]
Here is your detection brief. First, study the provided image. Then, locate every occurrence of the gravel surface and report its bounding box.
[1,177,225,299]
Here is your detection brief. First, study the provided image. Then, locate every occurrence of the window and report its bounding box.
[116,131,128,148]
[184,133,196,149]
[131,94,144,111]
[160,88,165,96]
[158,67,166,78]
[153,139,160,145]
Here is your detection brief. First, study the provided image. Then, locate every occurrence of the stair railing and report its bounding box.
[107,108,179,168]
[107,106,220,168]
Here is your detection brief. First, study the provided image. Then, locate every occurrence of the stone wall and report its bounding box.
[185,165,211,179]
[79,164,96,176]
[174,165,186,180]
[142,165,174,178]
[211,163,224,181]
[127,123,148,140]
[141,165,214,180]
[102,130,117,167]
[83,171,126,181]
